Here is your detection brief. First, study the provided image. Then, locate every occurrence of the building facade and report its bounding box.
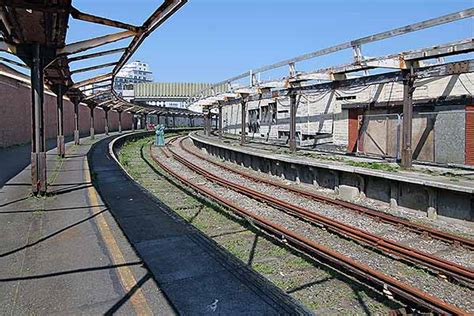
[133,82,226,109]
[221,73,474,166]
[113,61,153,97]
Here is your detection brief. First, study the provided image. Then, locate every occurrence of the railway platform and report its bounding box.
[0,132,308,315]
[191,132,474,224]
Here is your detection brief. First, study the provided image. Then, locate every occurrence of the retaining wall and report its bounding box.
[0,72,134,148]
[191,133,473,222]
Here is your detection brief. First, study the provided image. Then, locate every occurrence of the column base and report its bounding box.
[74,130,80,145]
[31,152,47,195]
[400,148,413,168]
[57,135,65,157]
[289,140,297,152]
[90,128,95,140]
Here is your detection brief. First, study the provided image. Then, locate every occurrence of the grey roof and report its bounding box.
[134,82,226,98]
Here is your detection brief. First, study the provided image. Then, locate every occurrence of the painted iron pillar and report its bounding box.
[289,91,297,153]
[401,66,416,169]
[89,105,96,139]
[117,110,123,133]
[104,108,110,135]
[53,84,66,157]
[30,44,47,195]
[72,97,81,145]
[218,105,223,139]
[240,100,247,145]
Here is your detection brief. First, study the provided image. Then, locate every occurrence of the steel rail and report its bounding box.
[147,142,468,315]
[180,136,474,250]
[163,137,474,285]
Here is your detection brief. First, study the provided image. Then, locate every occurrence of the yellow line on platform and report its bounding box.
[84,158,152,316]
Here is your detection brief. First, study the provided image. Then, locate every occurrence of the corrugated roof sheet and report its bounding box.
[134,82,227,98]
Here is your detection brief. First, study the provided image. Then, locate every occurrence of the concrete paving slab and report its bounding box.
[90,134,311,315]
[0,132,174,315]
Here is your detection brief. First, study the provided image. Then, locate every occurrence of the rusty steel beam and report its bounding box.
[0,56,27,68]
[0,39,16,53]
[57,30,136,56]
[79,82,111,92]
[188,9,474,104]
[68,47,127,62]
[72,73,112,89]
[112,0,187,76]
[70,61,117,74]
[83,90,110,101]
[0,1,70,13]
[70,7,141,32]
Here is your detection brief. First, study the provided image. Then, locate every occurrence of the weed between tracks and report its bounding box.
[119,136,402,314]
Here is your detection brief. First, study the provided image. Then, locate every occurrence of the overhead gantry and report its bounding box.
[0,0,188,195]
[187,8,474,169]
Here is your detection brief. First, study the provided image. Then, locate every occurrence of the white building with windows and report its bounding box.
[114,61,153,98]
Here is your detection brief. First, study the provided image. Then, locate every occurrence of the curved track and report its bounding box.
[148,136,472,315]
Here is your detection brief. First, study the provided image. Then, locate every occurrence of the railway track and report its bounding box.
[184,136,474,251]
[175,137,474,285]
[147,137,473,314]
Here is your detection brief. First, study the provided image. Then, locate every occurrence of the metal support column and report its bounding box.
[30,43,47,195]
[73,98,80,145]
[289,91,297,153]
[206,111,212,136]
[143,114,148,130]
[55,84,66,157]
[131,114,135,132]
[118,110,122,133]
[89,105,95,139]
[218,105,223,139]
[104,108,110,135]
[172,115,176,128]
[240,100,247,145]
[401,66,416,168]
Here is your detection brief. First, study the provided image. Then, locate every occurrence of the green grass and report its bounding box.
[346,160,399,172]
[117,135,403,314]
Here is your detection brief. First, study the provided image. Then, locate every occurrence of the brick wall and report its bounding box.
[0,73,134,148]
[466,105,474,165]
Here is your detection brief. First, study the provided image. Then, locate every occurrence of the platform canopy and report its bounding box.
[0,0,192,115]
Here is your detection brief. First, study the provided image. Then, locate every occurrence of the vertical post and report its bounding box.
[143,114,148,130]
[240,100,247,145]
[206,111,212,135]
[218,105,223,139]
[157,114,161,126]
[118,110,122,133]
[203,111,208,135]
[131,114,135,132]
[104,108,109,135]
[55,84,65,157]
[289,91,297,152]
[172,115,176,128]
[89,105,95,139]
[73,98,80,145]
[30,43,47,195]
[401,66,415,168]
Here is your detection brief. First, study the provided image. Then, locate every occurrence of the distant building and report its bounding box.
[133,82,226,109]
[114,61,153,100]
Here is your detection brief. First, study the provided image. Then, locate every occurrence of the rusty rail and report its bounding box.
[147,142,468,315]
[181,136,474,250]
[166,139,474,285]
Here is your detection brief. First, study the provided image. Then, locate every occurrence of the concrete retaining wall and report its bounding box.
[191,133,473,222]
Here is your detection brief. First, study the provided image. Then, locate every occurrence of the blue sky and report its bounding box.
[66,0,473,84]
